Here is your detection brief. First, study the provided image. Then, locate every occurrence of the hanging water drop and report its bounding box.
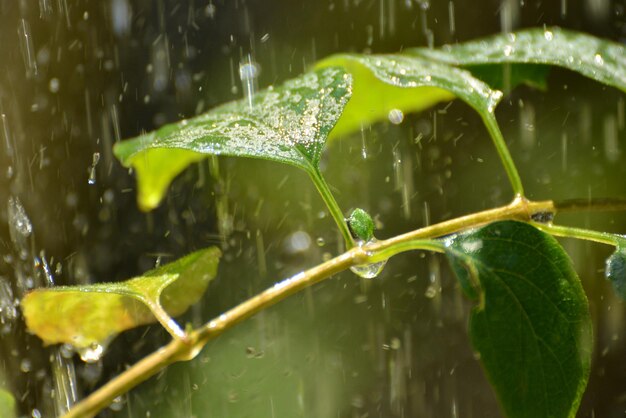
[350,253,387,279]
[109,396,125,411]
[77,342,106,363]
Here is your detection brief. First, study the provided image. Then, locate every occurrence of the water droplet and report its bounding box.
[48,77,60,93]
[350,260,387,279]
[503,45,513,56]
[388,109,404,125]
[109,396,125,411]
[31,409,42,418]
[316,237,325,247]
[284,231,311,254]
[594,53,604,66]
[424,284,439,299]
[18,19,38,78]
[8,197,32,239]
[88,152,100,185]
[60,344,74,359]
[350,240,387,279]
[20,358,32,373]
[8,197,33,259]
[239,56,260,109]
[544,30,553,41]
[77,342,106,363]
[111,0,132,37]
[205,3,216,18]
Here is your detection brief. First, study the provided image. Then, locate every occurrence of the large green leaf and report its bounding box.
[409,27,626,93]
[316,53,500,138]
[114,67,351,210]
[22,247,220,353]
[445,221,592,418]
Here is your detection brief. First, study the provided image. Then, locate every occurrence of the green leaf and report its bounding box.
[0,389,16,418]
[22,247,221,351]
[606,245,626,299]
[445,221,592,418]
[113,67,351,211]
[462,63,550,93]
[409,27,626,93]
[317,53,500,138]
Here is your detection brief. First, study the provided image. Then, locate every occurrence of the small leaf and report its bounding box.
[409,27,626,93]
[606,246,626,299]
[317,53,500,138]
[445,221,592,418]
[114,67,351,211]
[22,247,221,350]
[347,208,375,242]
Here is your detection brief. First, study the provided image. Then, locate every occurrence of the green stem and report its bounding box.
[531,222,623,246]
[482,112,525,197]
[365,239,445,263]
[308,167,355,248]
[554,197,626,213]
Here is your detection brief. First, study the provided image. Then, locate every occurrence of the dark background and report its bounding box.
[1,0,626,416]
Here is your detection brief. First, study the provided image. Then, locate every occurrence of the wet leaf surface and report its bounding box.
[445,221,592,418]
[317,53,498,138]
[113,67,351,210]
[22,247,221,350]
[410,27,626,93]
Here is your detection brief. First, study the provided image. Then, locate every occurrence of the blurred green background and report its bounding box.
[1,0,626,417]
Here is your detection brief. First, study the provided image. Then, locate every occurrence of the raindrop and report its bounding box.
[205,3,216,18]
[49,78,60,93]
[0,278,16,325]
[18,19,38,77]
[594,53,604,66]
[316,237,326,247]
[448,1,455,34]
[284,231,312,254]
[59,344,74,359]
[603,115,619,163]
[350,239,387,279]
[544,30,554,41]
[8,197,32,259]
[88,152,100,185]
[20,358,32,373]
[503,44,513,56]
[424,284,438,299]
[111,0,132,37]
[52,349,78,415]
[109,396,125,411]
[388,109,404,125]
[77,342,106,363]
[239,56,260,109]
